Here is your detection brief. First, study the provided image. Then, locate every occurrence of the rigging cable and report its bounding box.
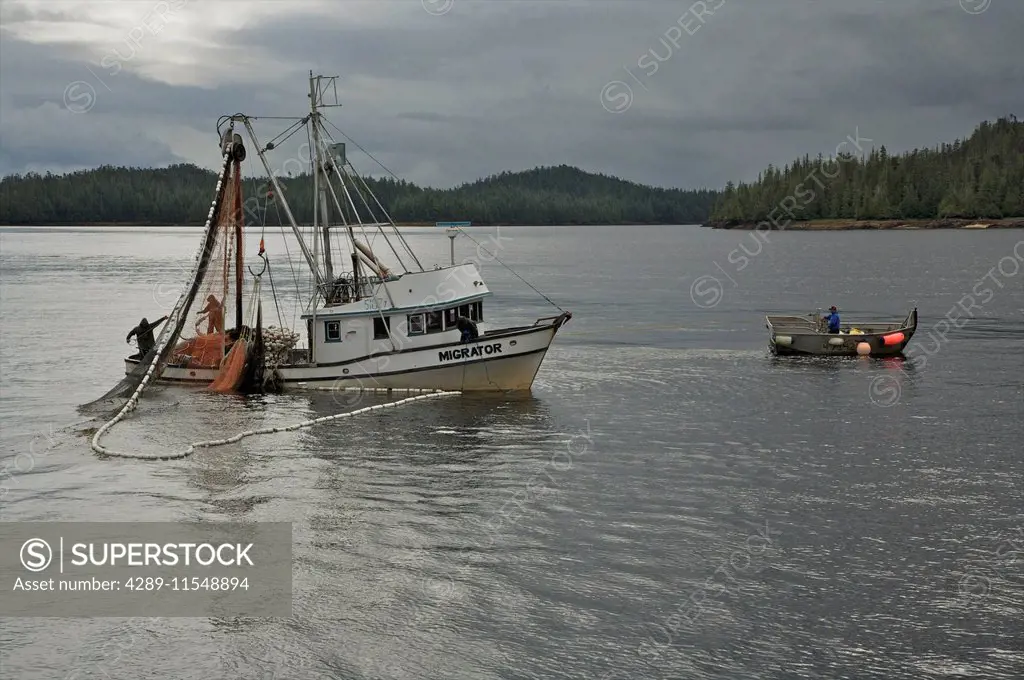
[328,157,408,274]
[264,258,287,330]
[260,115,310,155]
[321,119,422,270]
[454,227,566,313]
[320,116,563,317]
[241,160,286,331]
[237,115,310,337]
[270,197,304,334]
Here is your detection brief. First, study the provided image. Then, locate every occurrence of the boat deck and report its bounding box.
[766,314,907,336]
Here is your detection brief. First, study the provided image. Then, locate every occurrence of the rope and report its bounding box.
[321,118,423,270]
[246,277,262,327]
[261,116,310,155]
[270,202,303,334]
[93,391,459,461]
[454,227,565,313]
[322,118,400,187]
[90,146,235,457]
[264,258,286,329]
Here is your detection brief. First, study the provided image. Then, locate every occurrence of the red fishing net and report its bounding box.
[209,337,249,392]
[168,158,250,387]
[170,333,231,369]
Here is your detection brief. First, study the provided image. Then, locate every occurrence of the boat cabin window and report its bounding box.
[324,320,342,343]
[409,301,483,336]
[457,301,483,322]
[373,316,391,340]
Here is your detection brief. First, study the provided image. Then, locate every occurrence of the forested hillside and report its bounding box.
[0,164,717,226]
[5,117,1019,228]
[709,116,1024,225]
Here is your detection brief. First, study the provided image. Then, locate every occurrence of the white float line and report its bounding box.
[294,385,448,394]
[90,150,233,458]
[93,391,460,461]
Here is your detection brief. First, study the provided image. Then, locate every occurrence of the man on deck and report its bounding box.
[824,305,841,334]
[126,315,169,359]
[456,316,479,344]
[197,295,224,334]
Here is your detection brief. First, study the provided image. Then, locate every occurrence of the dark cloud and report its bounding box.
[1,0,1021,189]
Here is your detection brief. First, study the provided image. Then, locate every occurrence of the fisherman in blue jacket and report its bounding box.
[824,306,841,334]
[456,316,479,344]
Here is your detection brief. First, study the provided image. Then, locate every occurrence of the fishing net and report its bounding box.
[209,338,248,393]
[170,334,229,368]
[80,133,254,417]
[168,157,246,371]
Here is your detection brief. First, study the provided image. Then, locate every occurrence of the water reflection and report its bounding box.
[299,389,552,462]
[254,390,559,532]
[157,389,282,515]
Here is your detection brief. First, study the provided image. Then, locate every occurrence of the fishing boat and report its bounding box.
[766,308,917,357]
[110,73,571,399]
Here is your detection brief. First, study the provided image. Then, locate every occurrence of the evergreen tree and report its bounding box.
[0,164,719,226]
[709,117,1023,223]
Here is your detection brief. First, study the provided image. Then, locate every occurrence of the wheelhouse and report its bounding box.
[300,263,492,365]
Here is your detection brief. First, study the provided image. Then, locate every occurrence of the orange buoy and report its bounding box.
[856,342,871,355]
[882,332,905,346]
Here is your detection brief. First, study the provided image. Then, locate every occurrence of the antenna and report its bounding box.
[310,73,343,109]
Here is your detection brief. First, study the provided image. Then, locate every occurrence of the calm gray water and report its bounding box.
[1,225,1022,679]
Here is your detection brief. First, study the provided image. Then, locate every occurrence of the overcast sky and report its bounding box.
[1,0,1021,190]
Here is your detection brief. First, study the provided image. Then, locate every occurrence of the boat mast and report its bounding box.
[311,170,320,364]
[240,117,325,292]
[233,152,244,331]
[309,72,335,287]
[308,73,364,299]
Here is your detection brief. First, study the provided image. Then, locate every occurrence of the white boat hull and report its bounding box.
[126,316,567,392]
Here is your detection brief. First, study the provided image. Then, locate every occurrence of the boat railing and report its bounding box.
[829,318,911,329]
[808,308,915,329]
[532,313,567,326]
[319,271,393,306]
[766,315,819,332]
[768,313,910,334]
[842,321,908,328]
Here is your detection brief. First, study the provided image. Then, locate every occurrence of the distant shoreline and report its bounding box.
[0,221,700,228]
[6,218,1024,229]
[702,217,1024,230]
